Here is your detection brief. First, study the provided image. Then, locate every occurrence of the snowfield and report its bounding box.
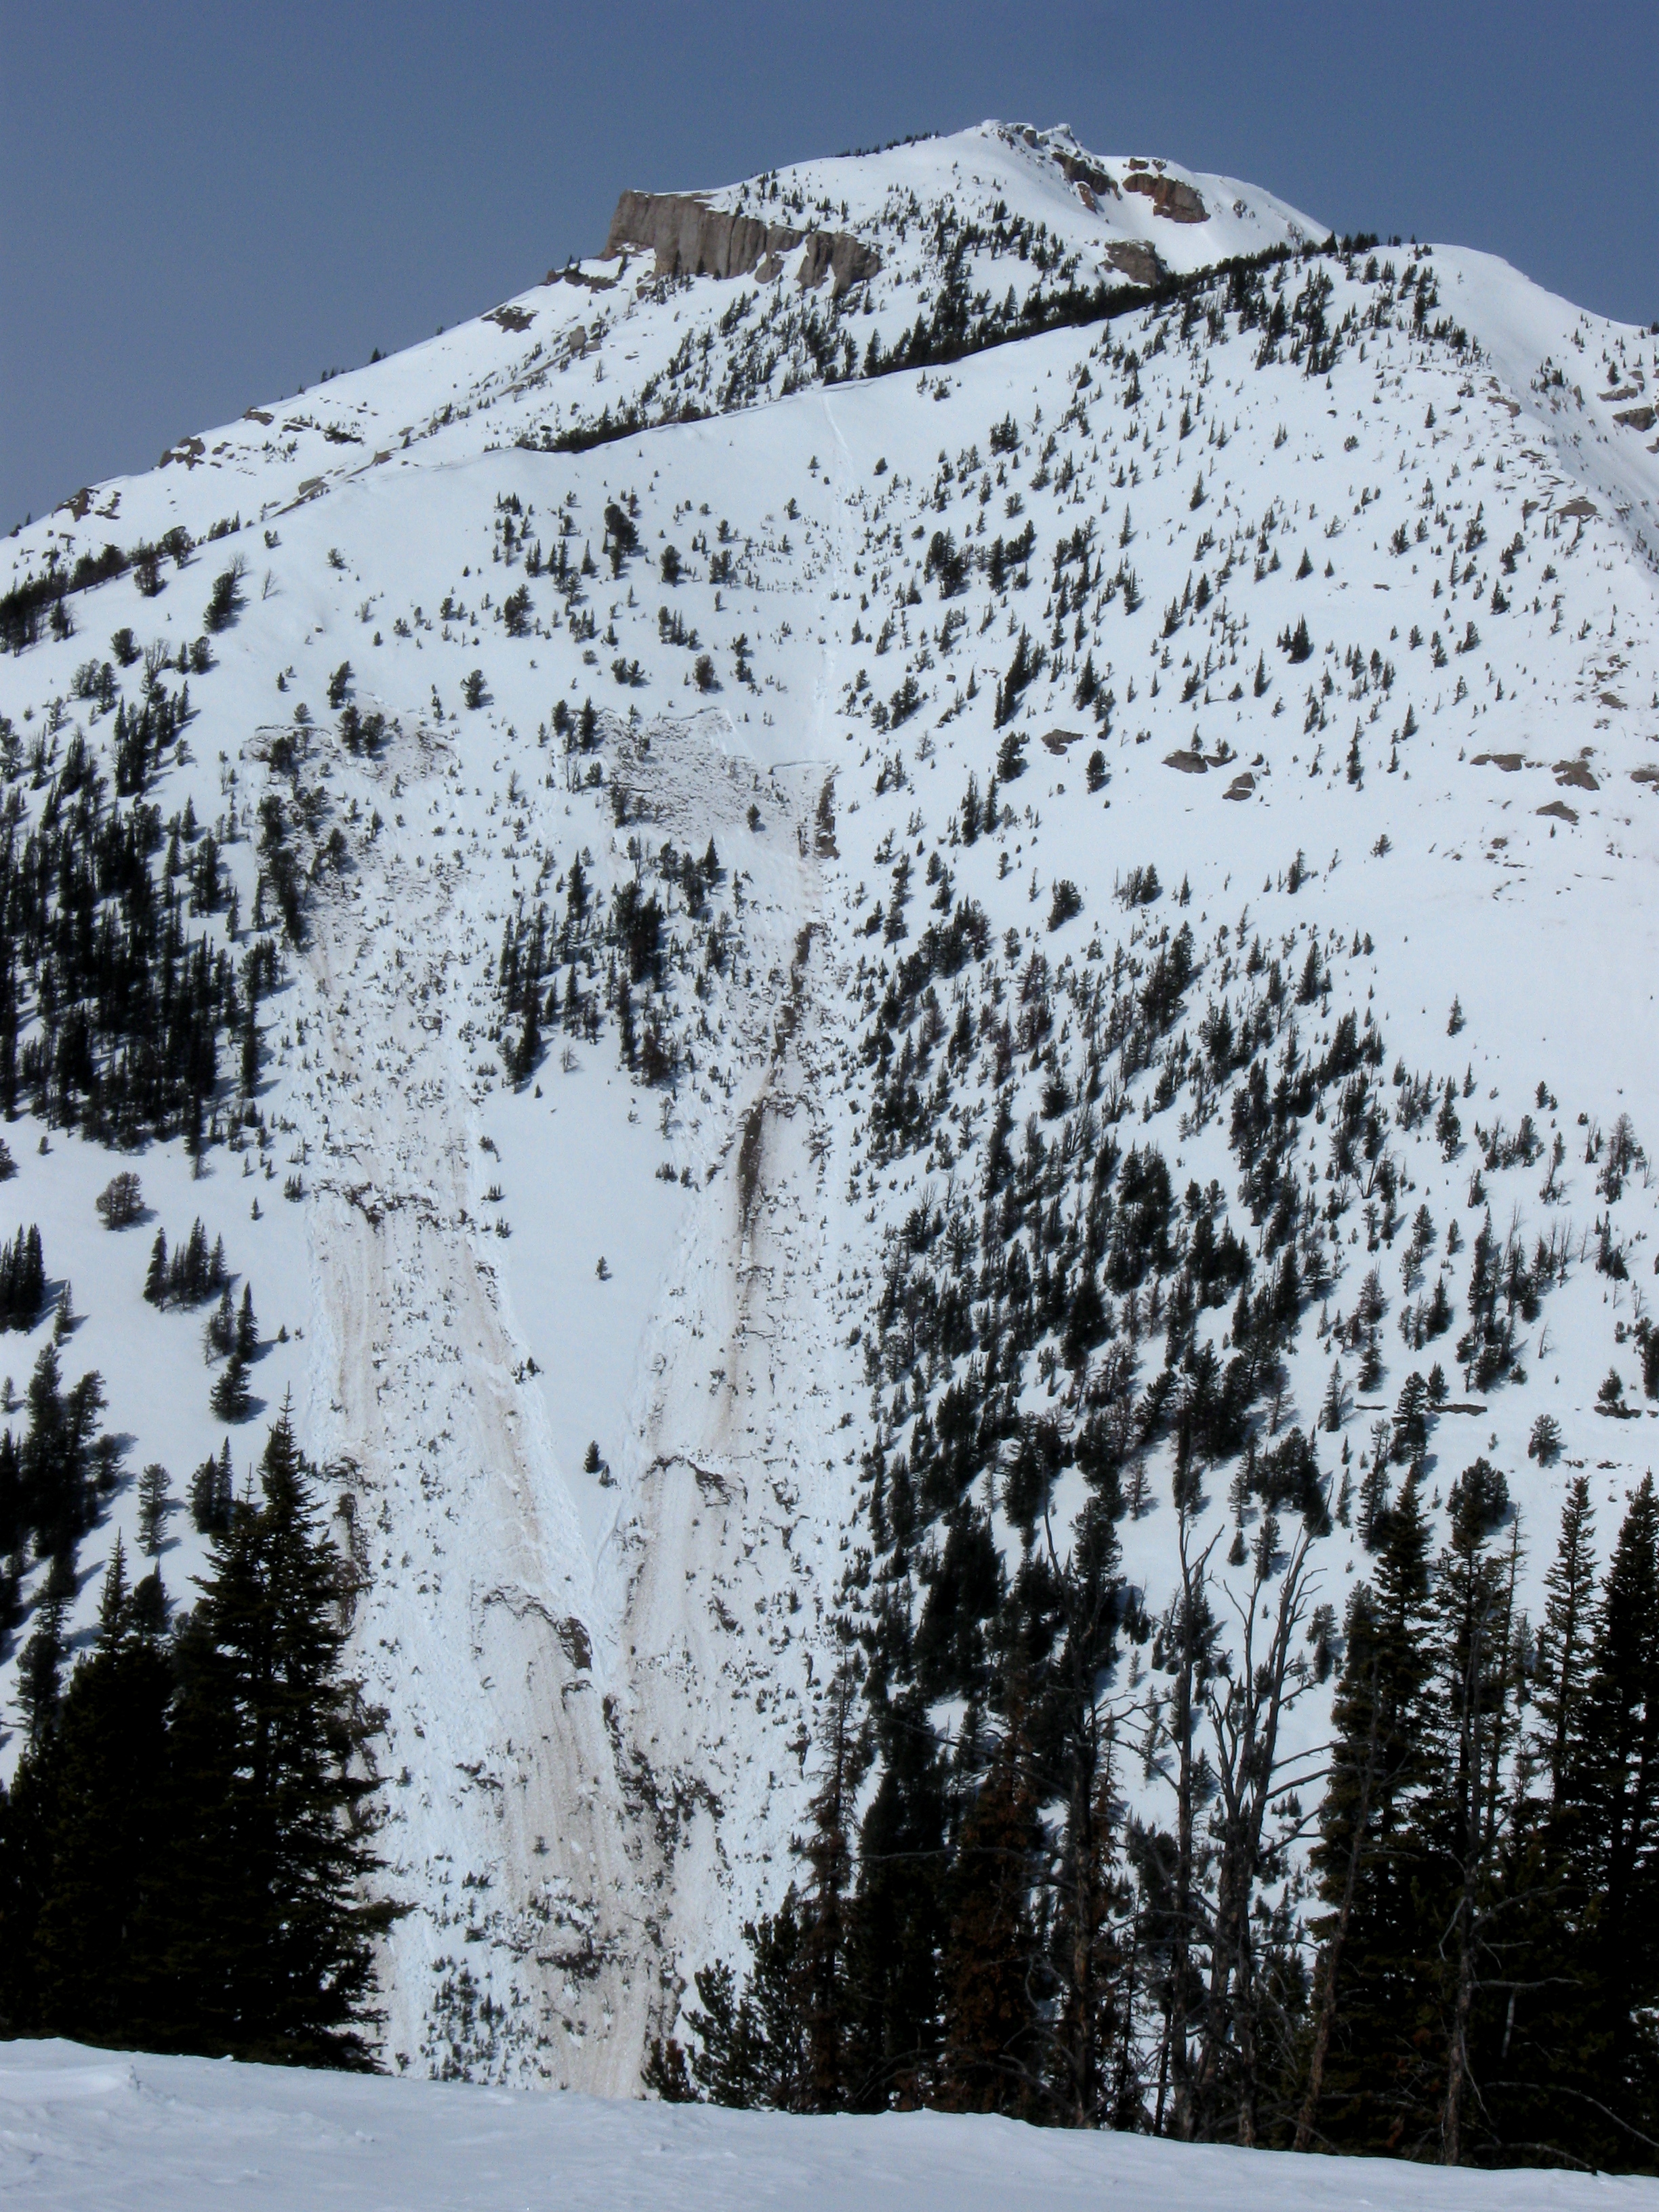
[1,119,1657,2091]
[0,2039,1647,2210]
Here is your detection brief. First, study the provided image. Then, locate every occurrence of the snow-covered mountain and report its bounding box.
[1,119,1656,2089]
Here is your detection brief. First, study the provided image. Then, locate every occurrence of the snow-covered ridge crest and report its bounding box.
[604,120,1322,276]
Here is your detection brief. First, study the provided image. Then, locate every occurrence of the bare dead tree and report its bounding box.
[1191,1526,1317,2143]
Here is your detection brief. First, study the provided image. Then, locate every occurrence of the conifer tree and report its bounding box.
[794,1639,865,2108]
[209,1353,252,1422]
[159,1404,392,2066]
[25,1548,175,2043]
[1159,1514,1222,2137]
[1554,1476,1659,2159]
[1532,1475,1596,1814]
[14,1587,66,1754]
[1461,1477,1598,2161]
[190,1439,234,1534]
[1038,1501,1130,2129]
[236,1284,258,1361]
[1299,1471,1434,2151]
[137,1462,171,1558]
[937,1698,1042,2114]
[847,1678,950,2107]
[144,1229,168,1305]
[1427,1460,1520,2163]
[657,1898,811,2109]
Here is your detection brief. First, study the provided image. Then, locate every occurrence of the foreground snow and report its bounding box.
[0,2041,1643,2210]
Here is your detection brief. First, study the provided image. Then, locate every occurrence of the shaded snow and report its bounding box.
[0,2039,1641,2211]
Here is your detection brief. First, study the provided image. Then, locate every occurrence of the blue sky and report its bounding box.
[3,0,1655,531]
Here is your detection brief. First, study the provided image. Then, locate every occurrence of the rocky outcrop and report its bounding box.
[1055,150,1121,208]
[604,190,796,280]
[1124,169,1208,224]
[1103,240,1164,287]
[795,227,883,296]
[543,265,618,293]
[602,191,879,295]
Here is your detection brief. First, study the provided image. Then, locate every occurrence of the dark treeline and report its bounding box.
[537,209,1461,462]
[1,520,243,659]
[0,1221,45,1330]
[493,745,726,1094]
[1,1191,261,1681]
[0,1410,392,2068]
[537,245,1297,459]
[651,1468,1659,2172]
[0,1338,115,1664]
[648,868,1655,2170]
[0,708,279,1150]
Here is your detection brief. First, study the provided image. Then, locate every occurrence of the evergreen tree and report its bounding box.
[794,1639,866,2108]
[654,1898,811,2108]
[209,1353,252,1422]
[16,1345,104,1572]
[1554,1477,1659,2160]
[137,1461,171,1558]
[144,1229,168,1305]
[240,1001,262,1096]
[1148,1515,1222,2137]
[1300,1472,1434,2152]
[14,1586,66,1753]
[24,1549,176,2043]
[847,1678,950,2106]
[1036,1504,1132,2129]
[237,1284,258,1361]
[190,1439,235,1534]
[156,1406,392,2065]
[937,1699,1042,2113]
[1426,1460,1521,2162]
[1462,1478,1599,2162]
[206,1284,237,1359]
[1532,1475,1596,1814]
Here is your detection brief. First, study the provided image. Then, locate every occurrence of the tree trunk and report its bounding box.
[1294,1685,1379,2153]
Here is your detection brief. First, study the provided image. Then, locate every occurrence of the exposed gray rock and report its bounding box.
[796,228,883,297]
[544,266,618,293]
[602,190,880,295]
[1124,170,1208,224]
[1103,240,1164,286]
[605,190,798,281]
[1055,150,1122,207]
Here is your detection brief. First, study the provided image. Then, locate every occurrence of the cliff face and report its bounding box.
[1055,149,1121,206]
[1101,239,1164,285]
[603,190,797,281]
[794,226,883,295]
[602,190,880,295]
[1124,168,1208,222]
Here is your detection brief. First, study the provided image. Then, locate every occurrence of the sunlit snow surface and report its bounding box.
[0,2041,1643,2211]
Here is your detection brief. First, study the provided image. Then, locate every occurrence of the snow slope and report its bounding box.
[1,121,1657,2087]
[1,2039,1644,2211]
